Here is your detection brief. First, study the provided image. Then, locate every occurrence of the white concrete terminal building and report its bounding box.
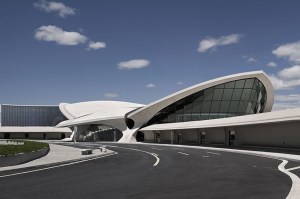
[2,71,300,149]
[55,70,300,149]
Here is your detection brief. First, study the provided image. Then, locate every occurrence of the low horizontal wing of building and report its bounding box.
[140,108,300,131]
[0,126,72,133]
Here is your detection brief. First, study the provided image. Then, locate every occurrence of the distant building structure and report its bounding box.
[0,104,71,140]
[1,104,66,126]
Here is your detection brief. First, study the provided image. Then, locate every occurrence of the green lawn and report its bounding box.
[0,140,49,156]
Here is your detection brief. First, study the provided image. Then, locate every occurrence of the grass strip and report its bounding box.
[0,140,49,156]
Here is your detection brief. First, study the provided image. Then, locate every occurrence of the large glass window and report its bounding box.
[145,78,268,126]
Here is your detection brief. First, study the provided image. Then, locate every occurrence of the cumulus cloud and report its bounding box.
[267,61,277,67]
[104,93,118,98]
[247,57,257,62]
[197,34,242,53]
[34,25,87,45]
[34,0,75,18]
[177,81,183,85]
[275,94,300,102]
[273,102,300,111]
[272,40,300,63]
[87,41,106,50]
[118,59,150,70]
[273,94,300,111]
[146,83,155,88]
[269,65,300,90]
[277,65,300,79]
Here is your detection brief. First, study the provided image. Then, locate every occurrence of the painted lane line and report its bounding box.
[278,160,300,199]
[177,152,189,156]
[107,146,160,167]
[202,156,209,158]
[206,151,221,155]
[151,148,162,151]
[287,166,300,171]
[173,148,185,150]
[0,153,116,178]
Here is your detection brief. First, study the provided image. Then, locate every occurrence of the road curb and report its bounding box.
[0,151,116,175]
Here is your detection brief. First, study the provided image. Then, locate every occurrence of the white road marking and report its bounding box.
[177,152,189,156]
[206,151,221,155]
[152,148,162,151]
[278,160,300,199]
[108,145,160,167]
[0,153,116,178]
[287,166,300,171]
[202,156,209,158]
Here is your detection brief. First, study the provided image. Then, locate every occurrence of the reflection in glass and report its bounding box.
[145,78,267,126]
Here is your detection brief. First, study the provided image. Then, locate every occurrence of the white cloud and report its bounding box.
[146,83,155,88]
[87,41,106,50]
[104,93,118,98]
[267,61,277,67]
[177,81,183,85]
[272,40,300,63]
[275,94,300,102]
[277,65,300,80]
[273,102,300,111]
[34,0,75,18]
[247,57,257,62]
[242,55,257,63]
[273,94,300,111]
[197,34,242,53]
[269,65,300,90]
[118,59,150,70]
[269,74,300,90]
[34,25,87,45]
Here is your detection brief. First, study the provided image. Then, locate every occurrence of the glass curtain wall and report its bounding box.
[1,105,67,126]
[145,78,267,126]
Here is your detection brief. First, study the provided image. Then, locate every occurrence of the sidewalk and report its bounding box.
[0,143,115,172]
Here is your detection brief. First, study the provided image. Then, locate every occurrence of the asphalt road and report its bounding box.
[0,143,293,199]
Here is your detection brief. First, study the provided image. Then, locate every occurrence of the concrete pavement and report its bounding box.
[0,142,114,172]
[0,142,292,199]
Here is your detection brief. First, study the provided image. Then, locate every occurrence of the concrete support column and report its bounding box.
[114,130,116,142]
[171,130,174,144]
[73,125,78,144]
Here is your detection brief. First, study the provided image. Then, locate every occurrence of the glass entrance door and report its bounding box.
[200,132,206,144]
[229,131,235,146]
[155,132,160,143]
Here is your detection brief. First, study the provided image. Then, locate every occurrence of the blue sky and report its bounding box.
[1,0,300,110]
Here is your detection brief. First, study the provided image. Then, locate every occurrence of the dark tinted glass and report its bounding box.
[222,89,234,100]
[231,89,243,100]
[235,80,245,88]
[144,78,267,126]
[213,89,224,100]
[203,88,214,101]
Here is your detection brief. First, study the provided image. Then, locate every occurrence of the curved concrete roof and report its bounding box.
[59,101,145,120]
[127,71,274,129]
[57,101,145,131]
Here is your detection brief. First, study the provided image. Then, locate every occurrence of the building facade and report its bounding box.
[1,104,66,126]
[0,104,71,140]
[2,70,300,148]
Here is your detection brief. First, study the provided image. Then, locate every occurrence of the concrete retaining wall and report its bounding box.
[0,147,49,167]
